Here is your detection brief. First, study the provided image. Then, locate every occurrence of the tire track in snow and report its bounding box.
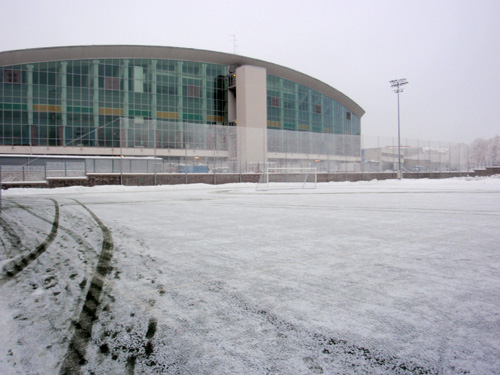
[205,281,442,375]
[9,199,100,254]
[124,317,158,375]
[59,199,114,375]
[0,215,27,259]
[1,200,99,284]
[0,199,59,285]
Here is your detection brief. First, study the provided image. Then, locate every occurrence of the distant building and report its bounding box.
[0,45,364,171]
[363,144,464,172]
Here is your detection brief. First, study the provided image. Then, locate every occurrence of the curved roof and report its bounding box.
[0,45,365,118]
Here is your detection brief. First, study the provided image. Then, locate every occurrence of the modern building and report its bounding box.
[0,45,364,172]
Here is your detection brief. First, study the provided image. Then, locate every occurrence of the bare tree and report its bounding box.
[470,136,500,167]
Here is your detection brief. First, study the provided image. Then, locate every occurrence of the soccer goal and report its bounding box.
[256,167,317,191]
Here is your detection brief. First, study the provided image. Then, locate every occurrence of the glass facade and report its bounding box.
[0,57,361,149]
[0,59,228,147]
[266,74,361,136]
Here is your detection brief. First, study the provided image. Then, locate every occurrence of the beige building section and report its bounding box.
[234,65,267,170]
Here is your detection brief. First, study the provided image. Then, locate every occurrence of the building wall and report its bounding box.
[235,65,267,168]
[0,58,228,148]
[266,75,361,135]
[0,47,364,165]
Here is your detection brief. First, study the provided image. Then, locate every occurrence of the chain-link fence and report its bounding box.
[361,136,471,174]
[0,120,480,183]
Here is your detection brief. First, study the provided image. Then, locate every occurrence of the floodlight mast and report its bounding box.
[390,78,408,180]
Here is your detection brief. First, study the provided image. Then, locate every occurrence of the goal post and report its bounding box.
[256,167,317,191]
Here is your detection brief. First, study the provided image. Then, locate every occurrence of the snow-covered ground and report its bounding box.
[1,177,499,375]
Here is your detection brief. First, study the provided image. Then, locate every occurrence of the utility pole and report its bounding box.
[390,78,409,179]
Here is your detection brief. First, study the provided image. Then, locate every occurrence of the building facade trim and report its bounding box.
[0,45,364,118]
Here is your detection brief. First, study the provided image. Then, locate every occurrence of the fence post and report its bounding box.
[439,142,442,174]
[464,144,468,171]
[428,140,431,173]
[448,142,451,173]
[417,138,420,175]
[458,144,461,173]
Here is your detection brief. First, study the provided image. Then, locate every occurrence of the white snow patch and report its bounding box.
[1,177,499,374]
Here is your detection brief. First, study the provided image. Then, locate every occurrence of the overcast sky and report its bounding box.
[1,0,499,144]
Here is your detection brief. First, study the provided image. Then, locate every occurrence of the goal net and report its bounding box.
[256,167,317,191]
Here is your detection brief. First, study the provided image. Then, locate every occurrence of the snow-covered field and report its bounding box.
[1,177,499,375]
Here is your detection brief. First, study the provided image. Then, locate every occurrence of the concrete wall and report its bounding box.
[3,168,499,189]
[235,65,267,169]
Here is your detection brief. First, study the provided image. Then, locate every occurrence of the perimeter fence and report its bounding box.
[0,120,491,184]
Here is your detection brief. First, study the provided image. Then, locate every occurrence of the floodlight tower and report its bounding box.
[390,78,408,179]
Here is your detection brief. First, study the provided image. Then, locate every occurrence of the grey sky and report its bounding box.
[2,0,499,143]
